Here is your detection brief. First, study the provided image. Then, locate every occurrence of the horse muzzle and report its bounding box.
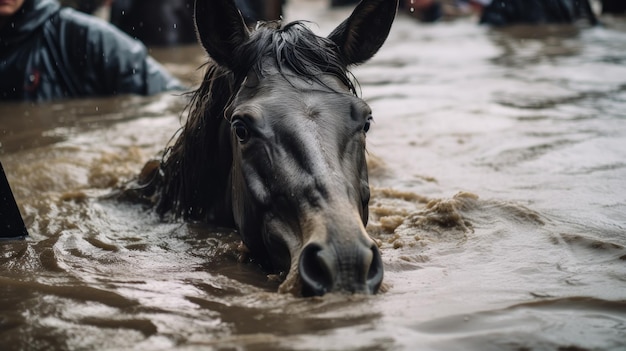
[298,234,384,297]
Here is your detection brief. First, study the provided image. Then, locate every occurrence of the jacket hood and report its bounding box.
[0,0,61,49]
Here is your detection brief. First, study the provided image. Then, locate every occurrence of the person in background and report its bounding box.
[479,0,598,26]
[72,0,103,14]
[110,0,197,46]
[72,0,283,45]
[390,0,599,24]
[0,0,185,102]
[235,0,284,25]
[329,0,442,22]
[330,0,359,6]
[402,0,444,22]
[600,0,626,14]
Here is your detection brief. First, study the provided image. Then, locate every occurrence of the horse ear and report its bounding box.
[194,0,249,69]
[328,0,398,65]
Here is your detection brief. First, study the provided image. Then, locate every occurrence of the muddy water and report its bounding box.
[1,1,626,350]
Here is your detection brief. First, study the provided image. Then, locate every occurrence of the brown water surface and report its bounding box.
[1,1,625,350]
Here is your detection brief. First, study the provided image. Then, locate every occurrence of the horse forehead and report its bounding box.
[268,70,347,93]
[240,74,358,117]
[266,89,357,124]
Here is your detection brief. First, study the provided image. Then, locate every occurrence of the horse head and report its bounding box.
[162,0,398,296]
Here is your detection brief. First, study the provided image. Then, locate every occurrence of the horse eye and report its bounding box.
[363,116,373,133]
[232,120,250,143]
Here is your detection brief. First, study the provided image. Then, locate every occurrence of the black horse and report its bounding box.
[123,0,398,296]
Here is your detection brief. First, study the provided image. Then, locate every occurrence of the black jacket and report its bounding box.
[0,0,184,101]
[480,0,597,26]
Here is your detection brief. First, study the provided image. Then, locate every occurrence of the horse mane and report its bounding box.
[244,21,357,95]
[155,62,235,222]
[142,20,358,222]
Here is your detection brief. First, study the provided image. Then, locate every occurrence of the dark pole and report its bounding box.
[0,161,28,239]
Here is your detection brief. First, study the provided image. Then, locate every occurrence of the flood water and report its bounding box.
[1,1,626,350]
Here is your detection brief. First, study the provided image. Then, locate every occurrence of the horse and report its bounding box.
[122,0,398,296]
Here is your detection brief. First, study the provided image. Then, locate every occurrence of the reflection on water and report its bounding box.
[1,1,626,350]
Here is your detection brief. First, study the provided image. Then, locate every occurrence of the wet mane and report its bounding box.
[150,21,357,222]
[243,21,357,94]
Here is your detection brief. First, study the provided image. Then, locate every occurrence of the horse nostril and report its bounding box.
[299,242,384,296]
[366,244,384,294]
[299,243,335,297]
